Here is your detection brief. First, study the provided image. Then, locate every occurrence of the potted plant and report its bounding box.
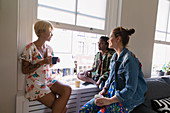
[157,70,164,76]
[163,61,170,75]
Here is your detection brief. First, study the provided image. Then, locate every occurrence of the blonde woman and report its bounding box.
[19,20,71,113]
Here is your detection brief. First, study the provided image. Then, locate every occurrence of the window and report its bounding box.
[152,0,170,75]
[37,0,107,33]
[35,0,109,76]
[33,28,101,76]
[17,0,119,90]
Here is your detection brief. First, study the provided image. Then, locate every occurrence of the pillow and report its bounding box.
[151,97,170,113]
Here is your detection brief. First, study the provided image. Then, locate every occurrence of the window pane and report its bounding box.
[167,7,170,33]
[152,0,170,76]
[165,45,170,62]
[152,43,170,74]
[46,29,72,53]
[88,42,97,55]
[77,0,106,18]
[156,0,169,31]
[37,0,107,30]
[38,0,75,11]
[154,31,166,41]
[78,41,84,54]
[38,6,75,24]
[77,0,106,29]
[166,34,170,42]
[33,28,72,53]
[77,15,105,29]
[38,0,76,24]
[33,28,104,77]
[72,31,100,56]
[152,44,166,75]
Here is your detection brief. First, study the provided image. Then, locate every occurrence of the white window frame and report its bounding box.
[36,0,119,35]
[151,0,170,75]
[17,0,121,91]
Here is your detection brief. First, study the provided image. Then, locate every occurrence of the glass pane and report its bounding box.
[37,0,107,30]
[167,7,170,33]
[72,31,100,56]
[77,15,105,29]
[38,6,75,24]
[165,45,170,63]
[33,28,101,55]
[156,0,169,31]
[32,28,104,76]
[38,0,76,24]
[46,29,72,53]
[38,0,75,11]
[152,44,166,75]
[72,32,86,55]
[77,0,106,18]
[88,42,97,55]
[77,0,106,29]
[154,31,166,41]
[152,43,170,75]
[166,34,170,42]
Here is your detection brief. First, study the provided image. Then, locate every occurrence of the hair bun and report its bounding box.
[127,28,135,36]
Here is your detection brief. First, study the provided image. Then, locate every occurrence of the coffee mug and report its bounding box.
[52,57,58,64]
[94,94,103,99]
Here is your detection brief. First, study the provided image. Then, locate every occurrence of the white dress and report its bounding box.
[19,42,57,100]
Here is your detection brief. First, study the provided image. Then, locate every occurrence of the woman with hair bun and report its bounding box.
[79,27,147,113]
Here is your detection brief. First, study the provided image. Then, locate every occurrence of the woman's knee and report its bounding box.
[37,92,55,108]
[63,85,72,96]
[77,73,86,80]
[79,100,101,113]
[77,72,82,79]
[77,73,80,79]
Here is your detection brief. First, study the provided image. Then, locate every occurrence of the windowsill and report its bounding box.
[17,74,98,97]
[54,74,98,90]
[151,74,170,79]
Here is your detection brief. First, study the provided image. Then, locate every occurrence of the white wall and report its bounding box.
[120,0,158,77]
[0,0,18,113]
[0,0,158,113]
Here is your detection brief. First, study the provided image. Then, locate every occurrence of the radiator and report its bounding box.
[16,85,100,113]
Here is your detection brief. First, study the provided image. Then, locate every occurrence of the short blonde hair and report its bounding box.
[34,20,54,37]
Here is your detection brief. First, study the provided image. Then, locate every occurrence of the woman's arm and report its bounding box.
[49,57,60,68]
[22,56,52,74]
[99,86,109,95]
[115,57,139,104]
[95,95,119,106]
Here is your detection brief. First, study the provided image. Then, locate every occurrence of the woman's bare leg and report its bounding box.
[50,81,72,113]
[37,92,56,109]
[37,81,71,113]
[62,107,67,113]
